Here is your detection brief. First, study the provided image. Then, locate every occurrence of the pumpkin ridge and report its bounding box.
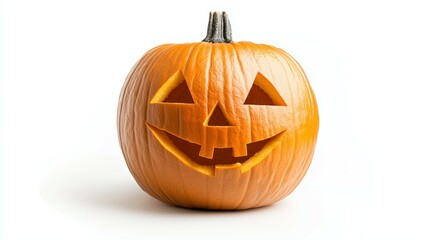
[277,49,319,197]
[139,44,182,204]
[120,45,171,201]
[266,48,299,201]
[252,44,293,204]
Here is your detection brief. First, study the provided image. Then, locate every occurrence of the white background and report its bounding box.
[1,0,428,239]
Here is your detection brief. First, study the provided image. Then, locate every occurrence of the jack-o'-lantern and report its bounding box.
[117,12,319,210]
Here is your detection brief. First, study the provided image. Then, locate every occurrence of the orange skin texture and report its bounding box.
[117,42,319,210]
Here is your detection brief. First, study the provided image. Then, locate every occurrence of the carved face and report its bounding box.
[118,42,319,209]
[147,67,289,175]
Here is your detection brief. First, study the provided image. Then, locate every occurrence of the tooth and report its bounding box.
[199,144,215,159]
[232,144,247,157]
[215,162,242,175]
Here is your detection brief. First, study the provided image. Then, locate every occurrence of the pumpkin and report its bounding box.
[117,12,319,210]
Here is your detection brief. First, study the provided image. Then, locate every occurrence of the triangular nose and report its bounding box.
[206,104,232,126]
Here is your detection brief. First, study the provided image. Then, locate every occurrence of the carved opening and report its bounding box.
[151,70,195,104]
[205,104,232,126]
[146,123,286,175]
[163,80,194,103]
[166,131,272,165]
[244,72,286,106]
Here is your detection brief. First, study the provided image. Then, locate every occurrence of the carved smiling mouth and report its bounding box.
[146,123,286,175]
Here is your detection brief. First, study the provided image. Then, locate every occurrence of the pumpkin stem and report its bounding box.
[202,11,232,43]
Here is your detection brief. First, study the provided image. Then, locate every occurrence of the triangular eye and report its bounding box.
[151,70,195,104]
[244,72,286,106]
